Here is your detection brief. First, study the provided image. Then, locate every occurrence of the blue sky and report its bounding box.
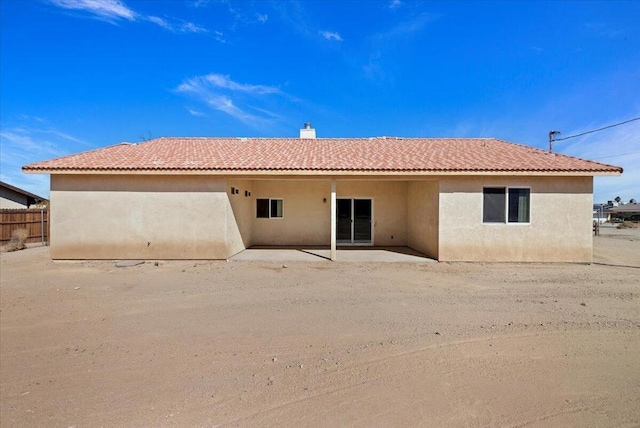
[1,0,638,202]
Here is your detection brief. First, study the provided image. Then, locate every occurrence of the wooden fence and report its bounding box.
[0,209,49,245]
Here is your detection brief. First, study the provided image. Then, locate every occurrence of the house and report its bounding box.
[0,180,47,209]
[608,203,640,221]
[22,125,622,262]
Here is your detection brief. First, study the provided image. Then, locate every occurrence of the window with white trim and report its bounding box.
[483,187,530,223]
[256,198,283,218]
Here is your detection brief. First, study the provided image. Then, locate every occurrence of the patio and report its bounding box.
[229,246,435,263]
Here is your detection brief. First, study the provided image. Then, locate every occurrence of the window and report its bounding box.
[508,188,530,223]
[256,198,283,218]
[483,188,506,223]
[483,187,530,224]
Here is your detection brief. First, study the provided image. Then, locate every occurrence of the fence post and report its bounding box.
[41,209,45,246]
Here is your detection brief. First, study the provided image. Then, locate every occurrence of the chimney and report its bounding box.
[300,122,316,139]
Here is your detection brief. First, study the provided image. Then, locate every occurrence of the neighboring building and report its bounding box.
[608,203,640,221]
[23,126,622,262]
[0,180,47,209]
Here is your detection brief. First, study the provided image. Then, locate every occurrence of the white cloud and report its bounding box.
[48,0,137,21]
[48,0,211,35]
[375,12,437,40]
[147,15,172,30]
[180,74,281,95]
[256,13,268,23]
[319,30,343,42]
[175,74,285,126]
[147,17,208,34]
[212,30,226,43]
[191,0,211,7]
[0,123,92,198]
[180,22,208,34]
[363,52,384,81]
[389,0,402,9]
[186,108,206,117]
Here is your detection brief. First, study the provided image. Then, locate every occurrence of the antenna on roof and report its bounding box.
[548,130,561,153]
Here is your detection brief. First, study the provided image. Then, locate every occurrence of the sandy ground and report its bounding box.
[1,226,639,427]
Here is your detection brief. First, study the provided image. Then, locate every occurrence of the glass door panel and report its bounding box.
[353,199,372,243]
[336,199,352,242]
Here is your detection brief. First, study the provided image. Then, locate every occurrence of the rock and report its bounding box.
[282,265,288,268]
[74,287,80,290]
[435,332,440,335]
[115,260,144,268]
[154,262,159,267]
[580,302,587,306]
[272,357,278,362]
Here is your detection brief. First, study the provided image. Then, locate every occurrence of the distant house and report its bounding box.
[23,125,622,262]
[0,181,47,209]
[609,203,640,221]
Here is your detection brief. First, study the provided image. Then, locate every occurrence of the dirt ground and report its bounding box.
[1,226,639,427]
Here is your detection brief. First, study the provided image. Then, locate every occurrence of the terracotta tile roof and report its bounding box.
[22,137,622,175]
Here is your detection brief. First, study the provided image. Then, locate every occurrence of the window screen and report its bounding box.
[483,188,506,223]
[256,199,269,218]
[270,199,283,218]
[508,188,530,223]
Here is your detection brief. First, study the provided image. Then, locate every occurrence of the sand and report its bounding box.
[1,225,639,427]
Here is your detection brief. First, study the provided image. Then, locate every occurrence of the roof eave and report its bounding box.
[22,168,623,176]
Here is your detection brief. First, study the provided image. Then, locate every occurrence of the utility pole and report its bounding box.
[548,130,561,153]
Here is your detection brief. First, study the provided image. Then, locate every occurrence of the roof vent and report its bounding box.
[300,123,316,139]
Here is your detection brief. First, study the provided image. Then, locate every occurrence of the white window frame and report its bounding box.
[256,198,284,219]
[482,186,531,225]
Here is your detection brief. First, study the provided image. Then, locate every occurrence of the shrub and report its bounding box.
[3,228,29,252]
[617,221,640,229]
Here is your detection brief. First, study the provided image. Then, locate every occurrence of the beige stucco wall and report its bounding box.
[249,180,409,246]
[407,180,439,259]
[337,181,408,246]
[48,173,596,262]
[251,180,331,245]
[437,176,593,262]
[50,175,242,260]
[227,179,253,255]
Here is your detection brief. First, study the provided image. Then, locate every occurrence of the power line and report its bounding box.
[552,116,640,142]
[594,150,640,160]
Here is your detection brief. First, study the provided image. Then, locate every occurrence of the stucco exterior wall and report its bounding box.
[251,180,331,245]
[47,174,596,262]
[407,180,439,259]
[227,179,253,255]
[249,180,408,246]
[50,175,240,260]
[438,176,593,262]
[337,181,408,246]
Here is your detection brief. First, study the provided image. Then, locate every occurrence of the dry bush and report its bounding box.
[617,221,640,229]
[3,228,29,252]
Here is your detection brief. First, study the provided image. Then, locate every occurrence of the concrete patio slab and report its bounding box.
[229,246,435,263]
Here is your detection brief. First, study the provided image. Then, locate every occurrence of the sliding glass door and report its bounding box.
[336,198,372,244]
